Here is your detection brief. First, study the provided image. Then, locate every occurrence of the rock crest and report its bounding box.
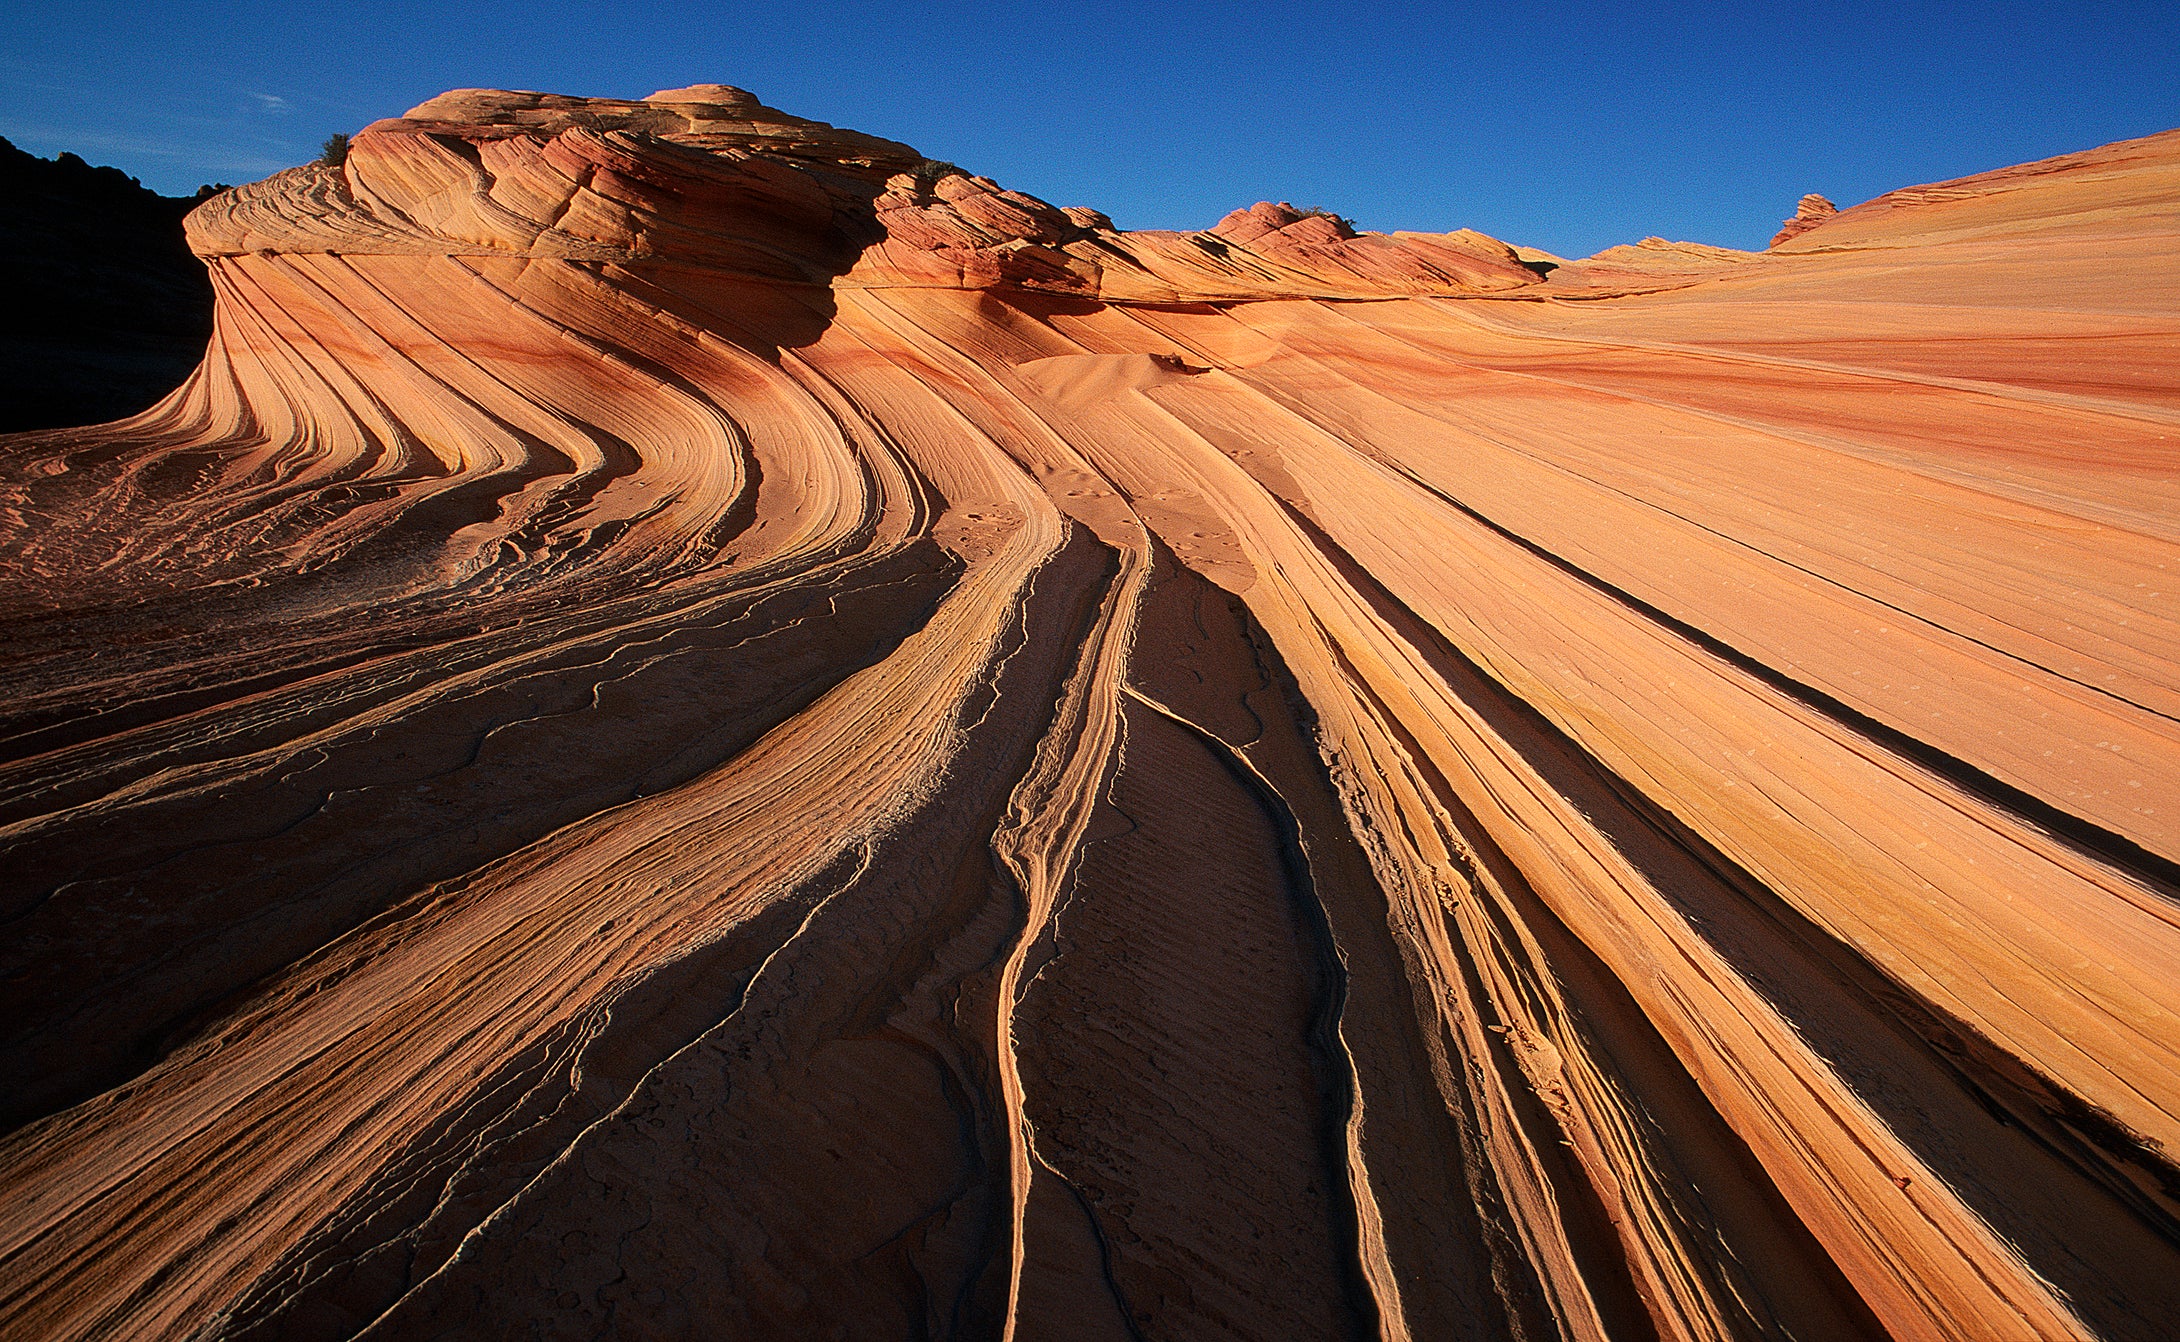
[1770,191,1838,247]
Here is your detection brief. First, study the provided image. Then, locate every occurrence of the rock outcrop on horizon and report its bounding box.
[2,85,2178,1341]
[1769,191,1837,247]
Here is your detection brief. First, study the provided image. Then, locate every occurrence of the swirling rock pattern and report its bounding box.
[2,86,2178,1341]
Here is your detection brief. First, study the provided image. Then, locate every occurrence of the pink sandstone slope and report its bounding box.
[2,86,2178,1342]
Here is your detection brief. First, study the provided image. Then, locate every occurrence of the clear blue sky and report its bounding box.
[3,0,2175,257]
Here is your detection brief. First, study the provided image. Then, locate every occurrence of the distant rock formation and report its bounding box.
[1770,191,1838,247]
[4,84,2180,1342]
[0,137,213,431]
[1530,234,1766,294]
[183,87,1539,304]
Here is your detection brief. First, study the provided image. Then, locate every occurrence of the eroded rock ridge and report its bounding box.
[4,86,2180,1342]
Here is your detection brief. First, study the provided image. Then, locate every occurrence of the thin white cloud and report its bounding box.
[248,93,290,115]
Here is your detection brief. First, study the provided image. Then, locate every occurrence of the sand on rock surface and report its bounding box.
[3,87,2178,1342]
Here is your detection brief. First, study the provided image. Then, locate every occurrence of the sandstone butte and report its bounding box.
[0,83,2177,1342]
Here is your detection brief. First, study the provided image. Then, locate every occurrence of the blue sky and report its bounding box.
[3,0,2175,257]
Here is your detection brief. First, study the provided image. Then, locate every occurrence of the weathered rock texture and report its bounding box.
[3,86,2178,1341]
[1770,192,1837,247]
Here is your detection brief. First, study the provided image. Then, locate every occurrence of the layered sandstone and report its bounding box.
[1770,191,1837,246]
[2,87,2178,1342]
[1519,234,1765,295]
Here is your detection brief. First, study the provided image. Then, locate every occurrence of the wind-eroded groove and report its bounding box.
[1283,497,2180,1338]
[0,552,956,1133]
[315,523,1123,1342]
[199,852,858,1340]
[1122,682,1387,1341]
[987,530,1143,1342]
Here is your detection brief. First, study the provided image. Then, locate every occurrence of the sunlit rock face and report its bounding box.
[1770,191,1837,247]
[2,84,2178,1342]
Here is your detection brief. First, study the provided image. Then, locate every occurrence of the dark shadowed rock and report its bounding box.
[0,137,214,432]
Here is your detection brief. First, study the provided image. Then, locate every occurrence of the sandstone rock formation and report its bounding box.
[2,86,2178,1341]
[1520,235,1765,296]
[1770,191,1837,247]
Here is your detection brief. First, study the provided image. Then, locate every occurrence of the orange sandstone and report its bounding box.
[2,88,2178,1342]
[1770,191,1837,246]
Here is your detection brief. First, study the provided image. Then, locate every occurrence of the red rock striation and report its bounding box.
[1770,191,1838,247]
[3,86,2179,1341]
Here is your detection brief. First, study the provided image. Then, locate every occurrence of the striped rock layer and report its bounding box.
[3,85,2179,1342]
